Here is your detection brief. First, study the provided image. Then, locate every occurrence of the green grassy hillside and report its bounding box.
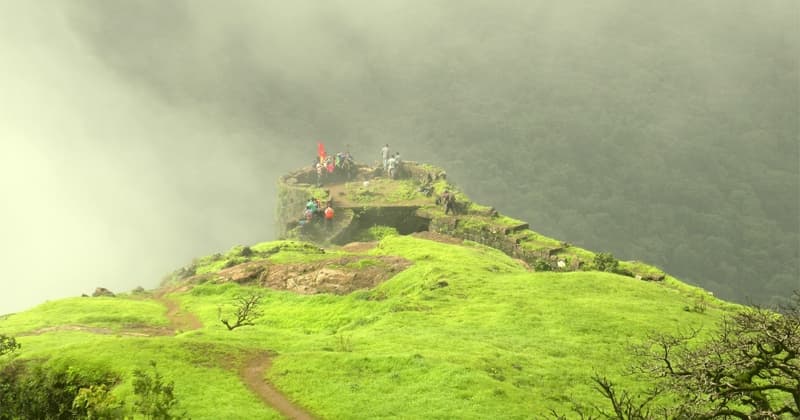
[0,235,736,418]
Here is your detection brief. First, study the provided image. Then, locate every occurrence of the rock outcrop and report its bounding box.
[275,161,666,283]
[209,256,412,294]
[92,287,115,297]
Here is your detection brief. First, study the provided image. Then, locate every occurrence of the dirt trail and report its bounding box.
[20,294,309,417]
[150,295,313,418]
[20,295,201,337]
[241,352,315,420]
[18,324,172,337]
[154,294,203,332]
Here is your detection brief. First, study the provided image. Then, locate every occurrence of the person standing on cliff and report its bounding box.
[393,152,402,177]
[381,144,390,172]
[387,155,397,179]
[442,190,456,215]
[316,161,324,186]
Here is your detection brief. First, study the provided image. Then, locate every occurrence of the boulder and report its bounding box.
[218,261,270,283]
[641,272,666,281]
[92,287,115,297]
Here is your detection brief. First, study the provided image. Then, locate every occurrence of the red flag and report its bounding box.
[317,142,326,163]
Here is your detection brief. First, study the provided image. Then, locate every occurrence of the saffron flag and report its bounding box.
[317,142,326,163]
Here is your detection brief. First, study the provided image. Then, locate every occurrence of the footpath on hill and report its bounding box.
[155,292,314,418]
[241,352,315,420]
[18,292,314,418]
[154,293,203,331]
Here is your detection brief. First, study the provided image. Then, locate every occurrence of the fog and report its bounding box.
[1,4,291,313]
[2,1,797,312]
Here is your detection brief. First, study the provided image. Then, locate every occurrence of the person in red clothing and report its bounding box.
[324,205,335,230]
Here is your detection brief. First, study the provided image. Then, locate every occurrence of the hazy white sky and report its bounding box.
[1,5,281,313]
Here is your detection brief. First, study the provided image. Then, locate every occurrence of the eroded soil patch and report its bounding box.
[411,231,465,245]
[19,324,172,337]
[210,255,412,295]
[340,241,378,253]
[241,352,315,420]
[155,294,202,331]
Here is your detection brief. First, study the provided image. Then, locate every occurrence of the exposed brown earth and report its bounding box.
[19,294,312,417]
[411,231,465,245]
[340,241,378,253]
[240,352,315,420]
[155,294,203,331]
[18,324,172,337]
[210,255,412,295]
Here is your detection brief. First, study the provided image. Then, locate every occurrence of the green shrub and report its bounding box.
[72,384,125,419]
[592,252,620,273]
[533,260,552,272]
[132,361,184,419]
[0,360,119,419]
[0,334,20,356]
[683,295,708,313]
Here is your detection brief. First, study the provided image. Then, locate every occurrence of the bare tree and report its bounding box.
[554,292,800,419]
[631,295,800,419]
[549,375,670,420]
[218,294,263,331]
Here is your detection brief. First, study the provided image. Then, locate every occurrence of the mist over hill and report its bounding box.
[1,1,797,312]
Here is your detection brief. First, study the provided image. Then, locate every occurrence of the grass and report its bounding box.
[15,333,282,419]
[0,235,738,419]
[344,178,426,204]
[513,230,564,250]
[494,214,526,227]
[355,225,399,242]
[0,296,169,335]
[619,260,664,277]
[186,240,333,275]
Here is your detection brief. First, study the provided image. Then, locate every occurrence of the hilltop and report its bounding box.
[276,161,667,281]
[0,162,737,419]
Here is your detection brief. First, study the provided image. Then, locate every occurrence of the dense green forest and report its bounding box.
[65,0,798,305]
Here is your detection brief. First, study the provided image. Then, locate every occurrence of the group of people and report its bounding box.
[380,144,402,179]
[315,151,355,186]
[298,142,460,235]
[300,198,335,230]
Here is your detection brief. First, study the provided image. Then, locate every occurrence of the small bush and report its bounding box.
[592,252,620,273]
[72,384,125,419]
[0,360,119,419]
[533,260,552,272]
[132,361,184,419]
[0,334,20,356]
[683,295,708,313]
